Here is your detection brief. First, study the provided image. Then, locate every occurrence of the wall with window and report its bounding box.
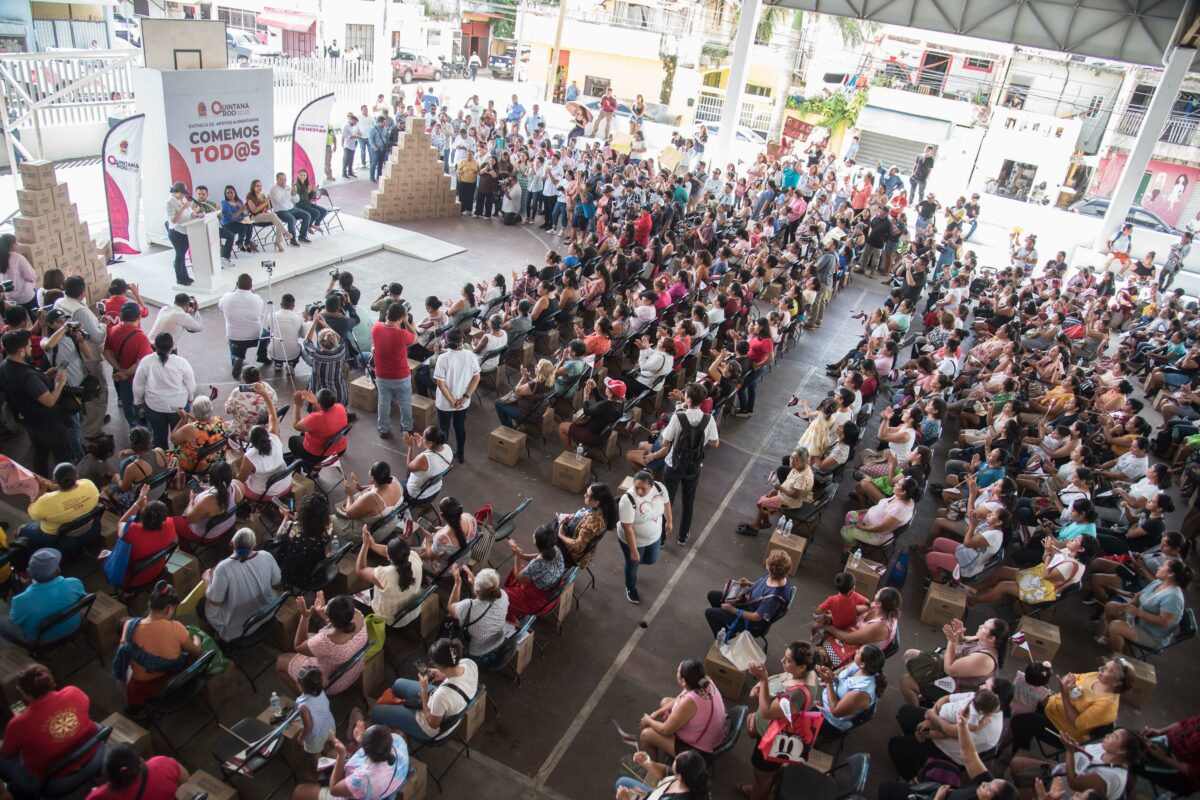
[1006,55,1124,119]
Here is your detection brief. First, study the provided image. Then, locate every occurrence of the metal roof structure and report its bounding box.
[774,0,1195,67]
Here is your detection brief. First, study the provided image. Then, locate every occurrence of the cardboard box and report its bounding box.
[51,183,70,209]
[99,511,121,550]
[846,556,886,601]
[768,528,807,575]
[534,329,559,355]
[0,650,39,706]
[703,641,746,699]
[292,473,316,508]
[1123,657,1156,708]
[514,629,535,677]
[488,426,526,465]
[463,686,486,741]
[165,550,200,598]
[177,770,239,800]
[85,591,127,654]
[400,758,428,800]
[361,652,386,697]
[330,555,368,597]
[412,394,436,432]
[16,188,54,217]
[102,712,152,758]
[13,215,49,243]
[618,476,635,494]
[1011,617,1061,662]
[920,582,966,627]
[418,590,441,640]
[165,486,190,516]
[552,451,591,494]
[17,160,56,190]
[272,597,300,650]
[554,581,574,625]
[349,375,378,412]
[203,660,239,707]
[807,749,833,773]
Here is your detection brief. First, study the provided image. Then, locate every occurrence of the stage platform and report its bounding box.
[108,214,466,308]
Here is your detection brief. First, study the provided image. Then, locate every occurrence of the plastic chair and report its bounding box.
[1127,607,1196,661]
[138,467,178,508]
[532,566,580,653]
[318,188,344,233]
[188,506,241,568]
[781,482,840,539]
[480,614,536,687]
[38,724,112,799]
[213,706,302,794]
[56,506,106,554]
[288,540,354,594]
[705,705,748,778]
[409,683,486,792]
[181,436,229,476]
[241,460,303,521]
[23,592,101,676]
[401,463,455,526]
[776,752,870,799]
[113,541,178,604]
[326,638,374,705]
[216,591,289,691]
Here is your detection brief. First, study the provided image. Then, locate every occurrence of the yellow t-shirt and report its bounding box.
[27,480,100,534]
[1043,672,1119,741]
[456,161,479,183]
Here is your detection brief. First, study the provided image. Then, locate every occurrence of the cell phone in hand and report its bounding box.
[238,384,256,393]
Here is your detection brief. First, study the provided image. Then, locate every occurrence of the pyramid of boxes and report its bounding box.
[365,118,461,222]
[13,160,109,297]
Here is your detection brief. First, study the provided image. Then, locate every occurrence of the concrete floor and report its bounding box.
[7,194,1196,800]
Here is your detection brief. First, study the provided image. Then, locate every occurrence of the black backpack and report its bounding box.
[670,412,710,477]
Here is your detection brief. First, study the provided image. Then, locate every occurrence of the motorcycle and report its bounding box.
[438,56,467,78]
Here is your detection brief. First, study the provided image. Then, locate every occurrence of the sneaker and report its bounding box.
[625,587,640,604]
[735,522,759,537]
[676,533,690,546]
[231,357,244,380]
[220,257,234,268]
[379,430,392,439]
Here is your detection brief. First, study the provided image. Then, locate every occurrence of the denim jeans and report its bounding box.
[618,536,660,592]
[114,378,138,427]
[358,137,368,167]
[494,400,525,428]
[229,335,268,367]
[551,200,567,230]
[615,777,653,794]
[370,678,436,741]
[369,148,384,181]
[377,376,412,434]
[964,219,977,240]
[296,201,327,229]
[19,518,100,560]
[737,367,763,413]
[144,407,180,450]
[65,411,84,461]
[277,208,311,239]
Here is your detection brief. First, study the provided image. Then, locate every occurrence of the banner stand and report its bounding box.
[101,113,146,260]
[292,93,335,183]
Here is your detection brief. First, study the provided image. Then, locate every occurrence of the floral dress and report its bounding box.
[286,621,368,696]
[175,418,229,473]
[224,384,279,440]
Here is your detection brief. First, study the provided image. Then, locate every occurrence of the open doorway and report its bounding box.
[989,158,1038,200]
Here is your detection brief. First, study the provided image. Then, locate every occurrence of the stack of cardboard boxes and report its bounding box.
[13,160,108,297]
[365,119,461,223]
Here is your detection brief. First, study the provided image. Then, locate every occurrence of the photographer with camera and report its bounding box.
[218,274,267,380]
[0,330,71,476]
[148,292,204,346]
[500,174,522,225]
[42,308,93,461]
[313,292,367,368]
[370,282,410,322]
[54,275,108,446]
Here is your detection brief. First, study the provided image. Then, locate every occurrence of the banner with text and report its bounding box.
[293,93,335,184]
[102,114,145,256]
[162,68,273,198]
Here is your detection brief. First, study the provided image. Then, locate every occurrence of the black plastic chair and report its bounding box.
[242,460,303,520]
[325,637,375,706]
[532,566,580,653]
[776,752,870,799]
[188,506,241,568]
[705,705,748,778]
[288,540,354,594]
[571,528,607,600]
[409,683,486,792]
[400,463,455,528]
[113,541,178,604]
[318,188,344,233]
[306,423,355,497]
[781,482,840,540]
[480,614,536,687]
[138,467,179,508]
[817,702,876,764]
[217,591,289,691]
[1127,607,1196,661]
[181,436,229,476]
[23,592,101,677]
[56,506,107,554]
[38,724,112,799]
[143,649,219,755]
[213,705,302,794]
[383,583,439,672]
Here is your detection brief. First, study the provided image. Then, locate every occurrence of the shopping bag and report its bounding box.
[720,630,766,671]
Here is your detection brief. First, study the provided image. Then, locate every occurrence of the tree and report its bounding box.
[491,0,517,39]
[660,54,677,105]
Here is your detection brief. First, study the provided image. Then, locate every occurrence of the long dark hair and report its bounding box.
[439,497,468,549]
[588,483,618,530]
[672,750,711,800]
[209,460,233,511]
[154,332,173,365]
[0,233,14,275]
[387,538,415,591]
[248,424,273,456]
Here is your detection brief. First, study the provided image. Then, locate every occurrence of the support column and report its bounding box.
[708,0,762,168]
[1095,46,1195,248]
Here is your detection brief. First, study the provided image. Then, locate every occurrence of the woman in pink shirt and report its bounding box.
[638,658,727,760]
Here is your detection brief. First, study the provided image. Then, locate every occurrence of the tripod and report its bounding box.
[260,260,298,395]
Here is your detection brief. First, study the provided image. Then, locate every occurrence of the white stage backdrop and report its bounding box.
[134,67,273,243]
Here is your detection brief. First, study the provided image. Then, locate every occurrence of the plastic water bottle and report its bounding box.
[330,532,340,554]
[851,548,862,568]
[269,692,281,717]
[782,519,793,538]
[716,627,727,646]
[576,444,585,461]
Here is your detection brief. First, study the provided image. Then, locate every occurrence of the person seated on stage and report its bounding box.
[268,172,312,245]
[244,178,289,252]
[220,185,257,253]
[190,184,235,267]
[292,169,328,231]
[288,388,349,468]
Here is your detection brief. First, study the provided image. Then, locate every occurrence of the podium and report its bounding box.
[180,213,222,293]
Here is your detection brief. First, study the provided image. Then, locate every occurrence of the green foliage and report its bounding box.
[490,0,517,38]
[660,54,677,105]
[790,89,866,130]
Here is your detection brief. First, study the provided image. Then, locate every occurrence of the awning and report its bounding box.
[856,106,953,143]
[256,10,315,32]
[31,0,119,5]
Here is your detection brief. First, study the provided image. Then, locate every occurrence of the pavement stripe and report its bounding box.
[532,364,819,788]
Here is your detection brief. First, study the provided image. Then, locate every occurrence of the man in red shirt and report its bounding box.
[0,664,98,795]
[100,279,148,322]
[371,302,416,439]
[289,387,349,467]
[103,302,152,429]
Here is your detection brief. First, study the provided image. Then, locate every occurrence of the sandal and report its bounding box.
[736,785,753,798]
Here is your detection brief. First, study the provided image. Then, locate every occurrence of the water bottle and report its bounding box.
[269,692,282,717]
[783,519,793,537]
[576,444,585,462]
[851,548,862,568]
[330,532,340,554]
[716,627,727,646]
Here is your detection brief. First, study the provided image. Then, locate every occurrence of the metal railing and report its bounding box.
[1116,107,1200,148]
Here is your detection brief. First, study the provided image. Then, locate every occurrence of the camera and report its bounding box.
[380,283,390,293]
[329,268,341,279]
[66,321,81,331]
[305,300,325,316]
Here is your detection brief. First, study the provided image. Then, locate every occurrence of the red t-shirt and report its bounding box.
[747,336,774,366]
[301,404,349,457]
[86,756,181,800]
[2,686,97,778]
[104,324,152,371]
[102,296,148,320]
[818,591,868,630]
[371,322,415,380]
[0,326,43,362]
[124,518,178,588]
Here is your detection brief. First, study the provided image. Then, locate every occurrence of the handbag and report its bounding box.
[757,685,822,765]
[102,519,135,586]
[722,579,751,605]
[719,613,766,671]
[364,614,387,661]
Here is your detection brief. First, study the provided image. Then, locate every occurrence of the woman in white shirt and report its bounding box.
[234,396,288,501]
[132,332,196,449]
[403,426,454,503]
[370,638,478,741]
[473,314,508,373]
[1010,727,1142,800]
[0,234,39,311]
[355,533,424,625]
[618,470,672,604]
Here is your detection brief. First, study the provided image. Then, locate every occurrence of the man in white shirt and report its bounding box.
[524,104,543,136]
[265,293,305,366]
[55,276,108,444]
[645,383,719,545]
[217,273,266,379]
[432,329,479,464]
[268,172,312,244]
[499,176,522,225]
[149,292,204,345]
[341,113,359,178]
